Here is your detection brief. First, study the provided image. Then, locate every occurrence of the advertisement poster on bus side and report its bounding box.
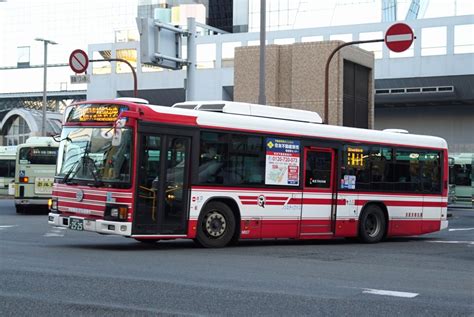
[265,138,300,186]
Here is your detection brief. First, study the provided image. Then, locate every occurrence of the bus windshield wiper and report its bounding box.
[84,156,103,187]
[80,141,103,187]
[62,160,80,184]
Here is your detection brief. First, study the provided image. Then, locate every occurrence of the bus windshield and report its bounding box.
[56,127,132,188]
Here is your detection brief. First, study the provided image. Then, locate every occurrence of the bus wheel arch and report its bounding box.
[195,198,240,248]
[358,202,388,243]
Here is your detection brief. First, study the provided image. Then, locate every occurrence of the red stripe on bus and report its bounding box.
[194,186,446,199]
[60,201,104,211]
[239,196,289,200]
[55,191,133,203]
[356,200,447,207]
[288,198,346,205]
[265,201,287,205]
[193,186,302,193]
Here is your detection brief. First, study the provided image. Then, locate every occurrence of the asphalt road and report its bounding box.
[1,199,473,316]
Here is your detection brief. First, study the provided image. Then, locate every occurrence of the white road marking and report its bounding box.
[363,288,418,298]
[449,228,474,232]
[44,227,66,237]
[44,233,65,237]
[428,240,474,245]
[0,225,18,230]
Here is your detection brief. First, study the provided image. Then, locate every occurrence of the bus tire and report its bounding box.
[358,204,386,243]
[195,201,235,248]
[15,205,24,214]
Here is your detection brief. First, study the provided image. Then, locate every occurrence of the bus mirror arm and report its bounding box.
[120,110,140,119]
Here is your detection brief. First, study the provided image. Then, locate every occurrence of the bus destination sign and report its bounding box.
[67,104,128,122]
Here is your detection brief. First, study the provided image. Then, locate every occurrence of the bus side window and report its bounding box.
[421,152,441,193]
[199,132,227,184]
[341,145,370,190]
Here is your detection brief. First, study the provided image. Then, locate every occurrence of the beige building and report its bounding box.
[234,41,375,128]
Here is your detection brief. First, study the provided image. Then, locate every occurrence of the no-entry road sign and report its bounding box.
[69,49,89,73]
[385,23,414,53]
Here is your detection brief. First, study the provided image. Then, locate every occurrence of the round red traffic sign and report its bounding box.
[385,23,414,53]
[69,49,89,73]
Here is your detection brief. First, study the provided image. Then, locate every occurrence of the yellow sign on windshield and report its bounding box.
[67,104,127,122]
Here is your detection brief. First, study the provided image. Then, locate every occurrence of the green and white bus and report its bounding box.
[14,137,59,213]
[0,146,17,195]
[449,153,473,206]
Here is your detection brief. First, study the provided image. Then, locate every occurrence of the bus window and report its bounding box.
[0,160,15,178]
[369,147,393,191]
[199,132,227,184]
[341,145,370,190]
[453,164,472,186]
[394,150,422,192]
[19,147,58,165]
[228,134,264,185]
[421,152,441,193]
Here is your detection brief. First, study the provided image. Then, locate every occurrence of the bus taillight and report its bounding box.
[20,176,29,183]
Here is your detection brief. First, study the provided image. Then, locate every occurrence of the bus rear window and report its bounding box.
[19,147,58,165]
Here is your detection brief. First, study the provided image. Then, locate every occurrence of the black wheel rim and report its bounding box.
[365,213,381,238]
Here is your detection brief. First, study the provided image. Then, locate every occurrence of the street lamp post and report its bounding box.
[35,38,57,136]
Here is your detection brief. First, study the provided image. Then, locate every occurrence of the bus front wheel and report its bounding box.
[195,201,235,248]
[358,204,386,243]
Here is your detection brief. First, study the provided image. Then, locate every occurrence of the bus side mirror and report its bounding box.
[112,129,122,146]
[111,118,126,146]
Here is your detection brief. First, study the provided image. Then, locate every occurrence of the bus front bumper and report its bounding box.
[48,213,132,236]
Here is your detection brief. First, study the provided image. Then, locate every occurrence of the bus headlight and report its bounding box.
[105,205,128,221]
[49,198,58,211]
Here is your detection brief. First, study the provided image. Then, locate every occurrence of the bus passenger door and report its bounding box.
[300,148,336,237]
[134,132,191,235]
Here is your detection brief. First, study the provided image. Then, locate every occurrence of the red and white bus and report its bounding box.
[48,99,448,247]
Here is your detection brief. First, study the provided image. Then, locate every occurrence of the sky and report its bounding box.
[0,0,472,93]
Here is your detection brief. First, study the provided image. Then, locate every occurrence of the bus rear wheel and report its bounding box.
[195,202,235,248]
[358,205,386,243]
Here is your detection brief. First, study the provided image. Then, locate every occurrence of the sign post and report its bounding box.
[69,49,138,97]
[323,23,415,124]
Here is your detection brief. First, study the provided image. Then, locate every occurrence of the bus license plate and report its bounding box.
[69,218,84,231]
[34,177,54,194]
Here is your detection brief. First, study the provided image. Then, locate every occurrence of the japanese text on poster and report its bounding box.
[265,138,300,186]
